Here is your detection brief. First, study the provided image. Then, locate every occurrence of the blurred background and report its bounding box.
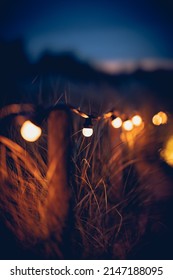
[1,0,173,62]
[1,0,173,108]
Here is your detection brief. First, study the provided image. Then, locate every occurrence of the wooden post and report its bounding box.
[45,105,72,258]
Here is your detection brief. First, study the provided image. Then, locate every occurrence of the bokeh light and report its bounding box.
[123,120,133,131]
[158,111,168,124]
[131,115,142,126]
[152,112,168,125]
[111,117,122,128]
[160,136,173,167]
[152,114,162,126]
[20,120,42,142]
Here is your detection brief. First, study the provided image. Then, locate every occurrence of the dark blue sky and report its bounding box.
[1,0,173,62]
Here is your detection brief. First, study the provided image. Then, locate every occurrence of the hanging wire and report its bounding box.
[54,102,117,122]
[0,102,169,130]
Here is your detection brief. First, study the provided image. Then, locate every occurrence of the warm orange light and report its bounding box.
[82,127,93,137]
[152,114,162,126]
[20,120,42,142]
[131,115,142,126]
[158,111,168,124]
[111,117,122,128]
[160,136,173,166]
[123,120,133,131]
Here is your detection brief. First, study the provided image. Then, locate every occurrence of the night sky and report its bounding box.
[1,0,173,63]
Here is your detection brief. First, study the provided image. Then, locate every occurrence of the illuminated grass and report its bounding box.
[0,102,170,259]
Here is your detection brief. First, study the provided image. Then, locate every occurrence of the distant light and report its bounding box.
[111,117,122,128]
[123,120,133,131]
[152,114,162,126]
[20,120,42,142]
[132,115,142,126]
[82,127,93,137]
[158,111,168,124]
[161,136,173,167]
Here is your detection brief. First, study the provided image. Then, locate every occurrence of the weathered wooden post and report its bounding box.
[45,105,73,258]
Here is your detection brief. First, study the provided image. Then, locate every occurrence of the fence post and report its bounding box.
[46,105,73,258]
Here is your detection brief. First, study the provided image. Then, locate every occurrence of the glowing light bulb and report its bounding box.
[123,120,133,131]
[111,117,122,128]
[82,127,93,137]
[158,111,168,124]
[20,120,42,142]
[132,115,142,126]
[152,114,162,126]
[82,117,93,137]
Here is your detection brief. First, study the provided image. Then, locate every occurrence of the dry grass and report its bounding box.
[70,114,150,259]
[0,102,170,259]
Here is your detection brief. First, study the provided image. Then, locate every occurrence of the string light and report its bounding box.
[82,127,93,137]
[111,116,122,128]
[152,111,168,126]
[20,120,42,142]
[55,105,168,132]
[131,115,142,126]
[158,111,168,124]
[152,114,162,126]
[123,120,133,131]
[1,102,170,142]
[18,105,170,141]
[82,118,93,137]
